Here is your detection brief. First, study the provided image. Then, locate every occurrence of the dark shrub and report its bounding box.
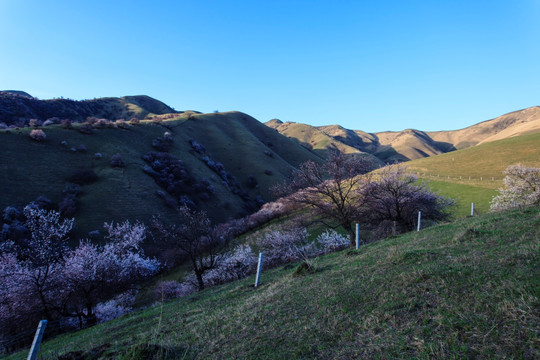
[189,138,206,154]
[77,144,87,152]
[69,168,98,185]
[59,196,76,216]
[110,154,126,168]
[264,169,273,176]
[27,195,53,210]
[79,124,93,134]
[151,135,173,152]
[247,175,258,189]
[60,119,73,129]
[63,183,81,197]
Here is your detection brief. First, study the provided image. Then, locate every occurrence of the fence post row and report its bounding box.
[254,252,264,287]
[27,320,47,360]
[355,223,360,249]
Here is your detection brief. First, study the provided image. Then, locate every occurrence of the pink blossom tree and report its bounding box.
[60,221,159,325]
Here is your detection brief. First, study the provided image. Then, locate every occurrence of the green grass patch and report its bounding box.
[408,132,540,188]
[424,180,498,218]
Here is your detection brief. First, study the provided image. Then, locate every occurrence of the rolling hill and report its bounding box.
[0,110,323,238]
[266,106,540,163]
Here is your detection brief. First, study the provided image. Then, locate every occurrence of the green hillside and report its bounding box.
[0,112,322,238]
[406,132,540,217]
[7,206,539,359]
[408,132,540,187]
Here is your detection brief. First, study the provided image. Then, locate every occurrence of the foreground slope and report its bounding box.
[0,112,322,236]
[11,206,539,359]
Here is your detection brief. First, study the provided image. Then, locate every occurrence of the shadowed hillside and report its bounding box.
[0,111,323,237]
[0,91,179,125]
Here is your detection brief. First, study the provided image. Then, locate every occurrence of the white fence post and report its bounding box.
[27,320,47,360]
[417,211,422,231]
[355,223,360,249]
[471,202,475,216]
[254,252,264,287]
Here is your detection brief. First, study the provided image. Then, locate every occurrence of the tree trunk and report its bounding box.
[346,224,355,247]
[195,270,205,291]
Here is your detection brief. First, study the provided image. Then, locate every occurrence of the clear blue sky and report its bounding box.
[1,0,539,132]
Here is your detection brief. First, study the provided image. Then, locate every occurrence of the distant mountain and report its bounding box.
[266,106,540,162]
[0,92,178,125]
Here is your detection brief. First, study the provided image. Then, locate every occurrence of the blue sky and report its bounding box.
[1,0,539,132]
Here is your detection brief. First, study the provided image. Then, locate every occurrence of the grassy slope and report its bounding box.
[0,113,322,238]
[406,132,540,218]
[9,206,539,359]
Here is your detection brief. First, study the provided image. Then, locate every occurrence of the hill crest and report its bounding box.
[266,105,540,162]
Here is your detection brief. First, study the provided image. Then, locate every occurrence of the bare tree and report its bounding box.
[275,151,377,245]
[152,206,231,290]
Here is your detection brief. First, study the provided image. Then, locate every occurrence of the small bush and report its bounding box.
[29,129,46,142]
[189,138,206,154]
[60,119,72,129]
[257,228,312,267]
[264,169,273,176]
[59,196,76,216]
[110,154,126,168]
[154,281,196,301]
[79,123,93,134]
[95,291,136,323]
[77,144,87,152]
[69,168,99,185]
[28,119,42,127]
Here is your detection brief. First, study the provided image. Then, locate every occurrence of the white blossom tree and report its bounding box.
[490,164,540,211]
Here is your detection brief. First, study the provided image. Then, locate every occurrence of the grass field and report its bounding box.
[408,132,540,188]
[7,205,539,359]
[403,132,540,218]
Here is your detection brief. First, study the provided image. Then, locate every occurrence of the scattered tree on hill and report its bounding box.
[490,164,540,211]
[151,206,231,290]
[29,129,46,141]
[274,151,377,245]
